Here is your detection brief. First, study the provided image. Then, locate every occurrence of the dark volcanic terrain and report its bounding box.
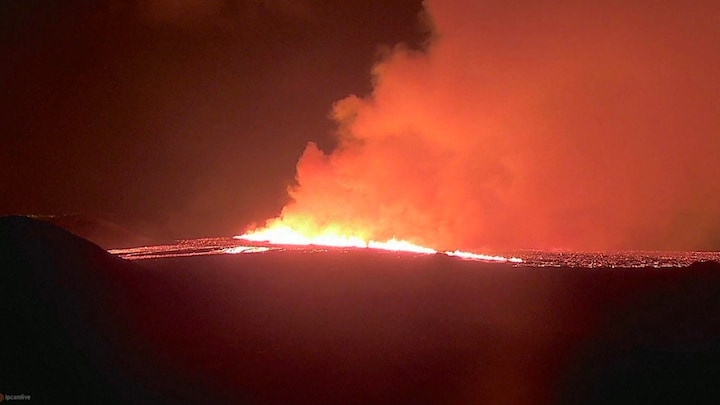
[2,216,719,404]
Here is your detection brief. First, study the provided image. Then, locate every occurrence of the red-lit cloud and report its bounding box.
[272,0,720,251]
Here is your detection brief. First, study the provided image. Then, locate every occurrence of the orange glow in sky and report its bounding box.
[244,1,720,253]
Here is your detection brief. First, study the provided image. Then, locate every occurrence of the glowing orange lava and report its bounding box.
[235,222,522,263]
[225,246,271,254]
[445,250,523,263]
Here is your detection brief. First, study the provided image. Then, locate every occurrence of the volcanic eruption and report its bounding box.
[239,0,720,254]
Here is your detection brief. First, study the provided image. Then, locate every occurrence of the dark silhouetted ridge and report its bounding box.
[0,216,242,404]
[0,216,152,404]
[40,214,157,249]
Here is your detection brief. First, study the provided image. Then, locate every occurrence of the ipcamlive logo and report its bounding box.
[0,393,31,401]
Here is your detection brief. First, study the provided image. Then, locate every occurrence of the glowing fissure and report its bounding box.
[446,250,523,263]
[225,246,271,254]
[235,223,522,263]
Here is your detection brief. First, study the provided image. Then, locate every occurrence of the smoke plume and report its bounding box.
[272,0,720,251]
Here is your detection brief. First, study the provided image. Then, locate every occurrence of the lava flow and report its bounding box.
[235,222,522,263]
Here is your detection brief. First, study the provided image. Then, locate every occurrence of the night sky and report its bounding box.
[1,0,426,238]
[2,1,720,250]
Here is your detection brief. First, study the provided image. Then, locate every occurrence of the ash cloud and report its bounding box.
[277,0,720,251]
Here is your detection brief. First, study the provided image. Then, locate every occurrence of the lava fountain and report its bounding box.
[235,221,521,263]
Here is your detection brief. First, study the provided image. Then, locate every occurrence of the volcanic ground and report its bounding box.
[2,216,720,404]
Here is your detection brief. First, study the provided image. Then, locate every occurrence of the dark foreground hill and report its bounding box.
[0,216,223,404]
[2,215,720,404]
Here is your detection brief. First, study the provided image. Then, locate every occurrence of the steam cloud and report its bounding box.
[275,0,720,251]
